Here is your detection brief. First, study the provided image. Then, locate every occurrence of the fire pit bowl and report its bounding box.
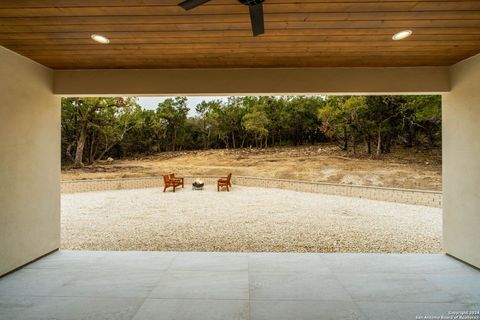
[192,179,204,190]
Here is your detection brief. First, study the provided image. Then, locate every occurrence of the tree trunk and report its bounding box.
[204,127,210,150]
[376,127,382,157]
[222,136,229,149]
[74,119,88,167]
[343,125,348,151]
[407,129,414,148]
[65,143,75,162]
[88,131,96,164]
[231,131,236,149]
[207,128,211,149]
[352,134,356,155]
[384,136,392,153]
[172,127,176,151]
[241,135,246,148]
[427,131,436,148]
[96,137,122,162]
[202,130,207,150]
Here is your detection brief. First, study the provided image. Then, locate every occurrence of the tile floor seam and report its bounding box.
[146,254,179,291]
[329,271,357,303]
[409,276,467,304]
[140,297,250,301]
[167,269,248,272]
[129,297,150,320]
[338,272,462,304]
[247,254,252,320]
[46,293,164,299]
[353,300,479,304]
[351,301,375,320]
[249,297,356,302]
[249,298,374,302]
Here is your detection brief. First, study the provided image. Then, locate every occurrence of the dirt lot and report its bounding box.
[62,145,442,191]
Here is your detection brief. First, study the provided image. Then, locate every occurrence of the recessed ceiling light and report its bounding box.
[392,30,413,41]
[91,34,110,44]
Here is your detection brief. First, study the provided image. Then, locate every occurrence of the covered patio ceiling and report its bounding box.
[1,0,480,69]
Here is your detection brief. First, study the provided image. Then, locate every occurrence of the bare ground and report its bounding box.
[62,145,442,191]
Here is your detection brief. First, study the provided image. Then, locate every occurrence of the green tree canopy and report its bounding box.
[61,95,442,165]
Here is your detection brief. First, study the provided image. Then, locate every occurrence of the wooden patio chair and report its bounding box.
[163,174,183,192]
[217,173,232,192]
[169,173,184,188]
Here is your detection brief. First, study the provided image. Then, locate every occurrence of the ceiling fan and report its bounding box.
[178,0,265,36]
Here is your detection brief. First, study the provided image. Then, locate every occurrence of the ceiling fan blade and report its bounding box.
[248,3,265,36]
[178,0,211,10]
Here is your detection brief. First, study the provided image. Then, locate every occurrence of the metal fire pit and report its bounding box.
[192,181,204,190]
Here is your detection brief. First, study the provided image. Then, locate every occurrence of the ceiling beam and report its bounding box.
[53,66,450,96]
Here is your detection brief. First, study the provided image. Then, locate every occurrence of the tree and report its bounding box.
[157,97,189,151]
[287,96,324,146]
[94,103,142,161]
[319,96,350,150]
[195,100,223,149]
[401,95,441,148]
[364,96,405,156]
[242,109,270,148]
[61,97,135,167]
[120,108,166,154]
[61,95,443,165]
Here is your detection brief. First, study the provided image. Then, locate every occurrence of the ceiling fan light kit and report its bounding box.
[178,0,265,36]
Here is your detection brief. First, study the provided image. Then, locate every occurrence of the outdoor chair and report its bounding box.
[217,173,232,192]
[163,174,183,192]
[169,173,184,188]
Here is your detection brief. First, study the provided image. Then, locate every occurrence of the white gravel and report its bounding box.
[61,186,442,253]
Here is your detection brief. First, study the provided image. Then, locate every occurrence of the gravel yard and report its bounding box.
[61,186,442,253]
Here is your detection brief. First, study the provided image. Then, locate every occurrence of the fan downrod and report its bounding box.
[238,0,265,5]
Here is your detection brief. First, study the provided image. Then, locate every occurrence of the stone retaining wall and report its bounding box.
[234,176,442,208]
[61,176,442,208]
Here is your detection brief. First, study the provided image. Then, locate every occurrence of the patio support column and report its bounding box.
[0,46,60,276]
[443,53,480,269]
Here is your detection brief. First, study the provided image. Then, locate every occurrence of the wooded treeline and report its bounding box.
[61,95,441,167]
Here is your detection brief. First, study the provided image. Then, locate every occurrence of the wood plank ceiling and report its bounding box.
[1,0,480,69]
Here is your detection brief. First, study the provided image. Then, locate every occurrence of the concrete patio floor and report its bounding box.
[0,251,478,320]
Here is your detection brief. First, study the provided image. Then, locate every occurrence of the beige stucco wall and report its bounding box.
[54,67,450,96]
[0,47,60,276]
[443,53,480,268]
